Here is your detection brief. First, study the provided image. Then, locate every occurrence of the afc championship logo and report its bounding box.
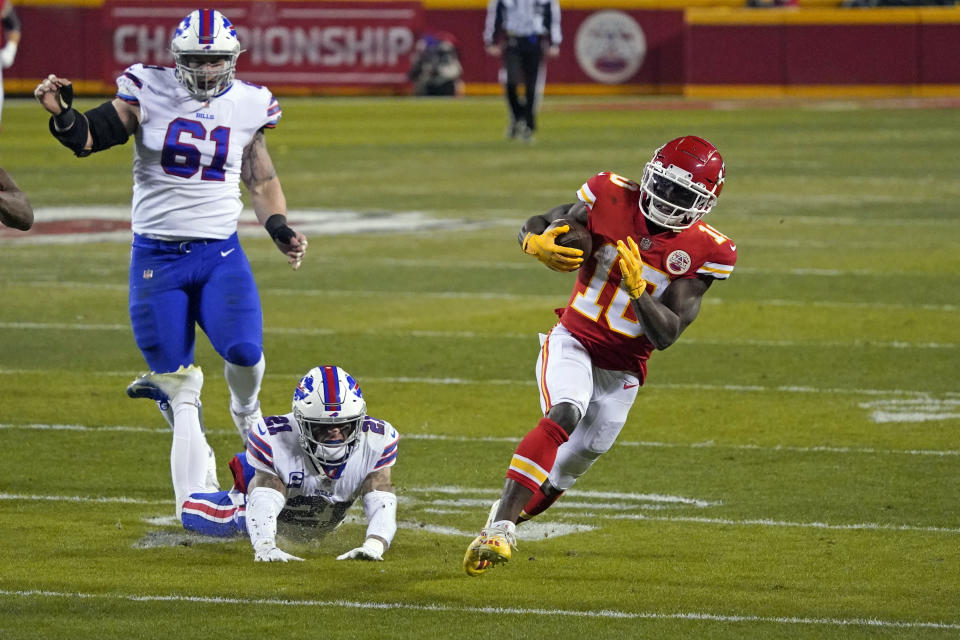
[666,250,692,276]
[574,10,647,85]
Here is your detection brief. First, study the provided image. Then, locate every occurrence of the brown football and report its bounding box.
[546,217,593,258]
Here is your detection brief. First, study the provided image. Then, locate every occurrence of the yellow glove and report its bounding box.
[522,225,584,272]
[616,237,648,299]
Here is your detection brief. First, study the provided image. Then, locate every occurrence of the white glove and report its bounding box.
[0,42,17,69]
[253,539,303,563]
[336,538,385,561]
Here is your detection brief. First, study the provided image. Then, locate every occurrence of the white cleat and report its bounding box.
[126,365,203,404]
[230,404,262,443]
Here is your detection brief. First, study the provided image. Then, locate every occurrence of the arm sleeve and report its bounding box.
[577,172,610,211]
[374,430,399,470]
[695,236,737,280]
[246,486,286,550]
[362,490,398,548]
[115,67,144,110]
[263,92,281,130]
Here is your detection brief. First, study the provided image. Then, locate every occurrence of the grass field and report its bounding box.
[0,94,958,639]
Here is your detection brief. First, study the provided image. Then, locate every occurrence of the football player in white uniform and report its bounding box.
[127,364,399,562]
[33,9,308,442]
[0,0,22,131]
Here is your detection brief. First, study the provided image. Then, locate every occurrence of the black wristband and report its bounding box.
[264,214,295,244]
[49,109,91,157]
[53,107,77,132]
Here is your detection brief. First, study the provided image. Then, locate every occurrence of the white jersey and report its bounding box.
[115,64,281,239]
[245,412,399,534]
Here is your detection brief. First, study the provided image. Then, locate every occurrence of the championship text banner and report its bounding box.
[105,0,423,89]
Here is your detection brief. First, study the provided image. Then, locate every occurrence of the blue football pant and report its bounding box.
[128,233,263,373]
[180,452,254,536]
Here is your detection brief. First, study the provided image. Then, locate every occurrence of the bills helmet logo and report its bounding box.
[293,375,314,402]
[345,373,363,399]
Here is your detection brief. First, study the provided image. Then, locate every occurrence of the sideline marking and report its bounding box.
[1,589,957,630]
[2,423,957,457]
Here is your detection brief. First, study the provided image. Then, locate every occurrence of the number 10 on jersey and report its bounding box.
[570,243,669,338]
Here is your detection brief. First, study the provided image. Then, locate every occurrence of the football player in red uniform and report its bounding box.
[0,166,32,230]
[464,136,737,576]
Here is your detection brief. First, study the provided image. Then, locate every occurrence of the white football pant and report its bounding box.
[535,323,640,491]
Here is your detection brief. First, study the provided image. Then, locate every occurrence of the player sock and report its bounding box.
[170,398,212,518]
[518,480,566,522]
[225,354,264,415]
[505,417,569,493]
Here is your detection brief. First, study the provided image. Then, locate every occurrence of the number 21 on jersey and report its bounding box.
[570,243,670,338]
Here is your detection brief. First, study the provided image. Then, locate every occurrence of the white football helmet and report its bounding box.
[292,366,366,467]
[170,9,243,101]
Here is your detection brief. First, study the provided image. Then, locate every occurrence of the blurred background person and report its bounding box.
[408,31,464,97]
[484,0,561,143]
[0,0,22,132]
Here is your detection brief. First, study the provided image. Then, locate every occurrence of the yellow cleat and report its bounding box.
[463,500,516,577]
[463,525,516,576]
[477,526,515,565]
[463,536,493,577]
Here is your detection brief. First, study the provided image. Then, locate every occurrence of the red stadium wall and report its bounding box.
[684,7,960,97]
[424,7,687,95]
[5,1,960,98]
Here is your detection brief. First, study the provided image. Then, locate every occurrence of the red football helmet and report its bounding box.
[639,136,725,230]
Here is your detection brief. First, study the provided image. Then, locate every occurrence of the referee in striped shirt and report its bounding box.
[484,0,561,143]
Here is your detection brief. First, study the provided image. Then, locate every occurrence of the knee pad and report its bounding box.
[225,342,262,367]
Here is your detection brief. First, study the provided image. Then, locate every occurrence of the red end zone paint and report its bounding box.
[0,218,131,239]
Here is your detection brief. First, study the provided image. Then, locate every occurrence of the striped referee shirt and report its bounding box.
[484,0,562,46]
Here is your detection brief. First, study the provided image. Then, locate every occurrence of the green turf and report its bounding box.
[0,95,958,639]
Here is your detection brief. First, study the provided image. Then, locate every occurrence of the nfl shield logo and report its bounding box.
[142,269,153,280]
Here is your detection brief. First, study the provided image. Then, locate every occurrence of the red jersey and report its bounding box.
[556,171,737,381]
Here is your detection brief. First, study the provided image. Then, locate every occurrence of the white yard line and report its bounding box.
[0,589,956,629]
[8,281,960,312]
[1,488,957,536]
[0,321,956,350]
[2,423,957,457]
[2,369,954,402]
